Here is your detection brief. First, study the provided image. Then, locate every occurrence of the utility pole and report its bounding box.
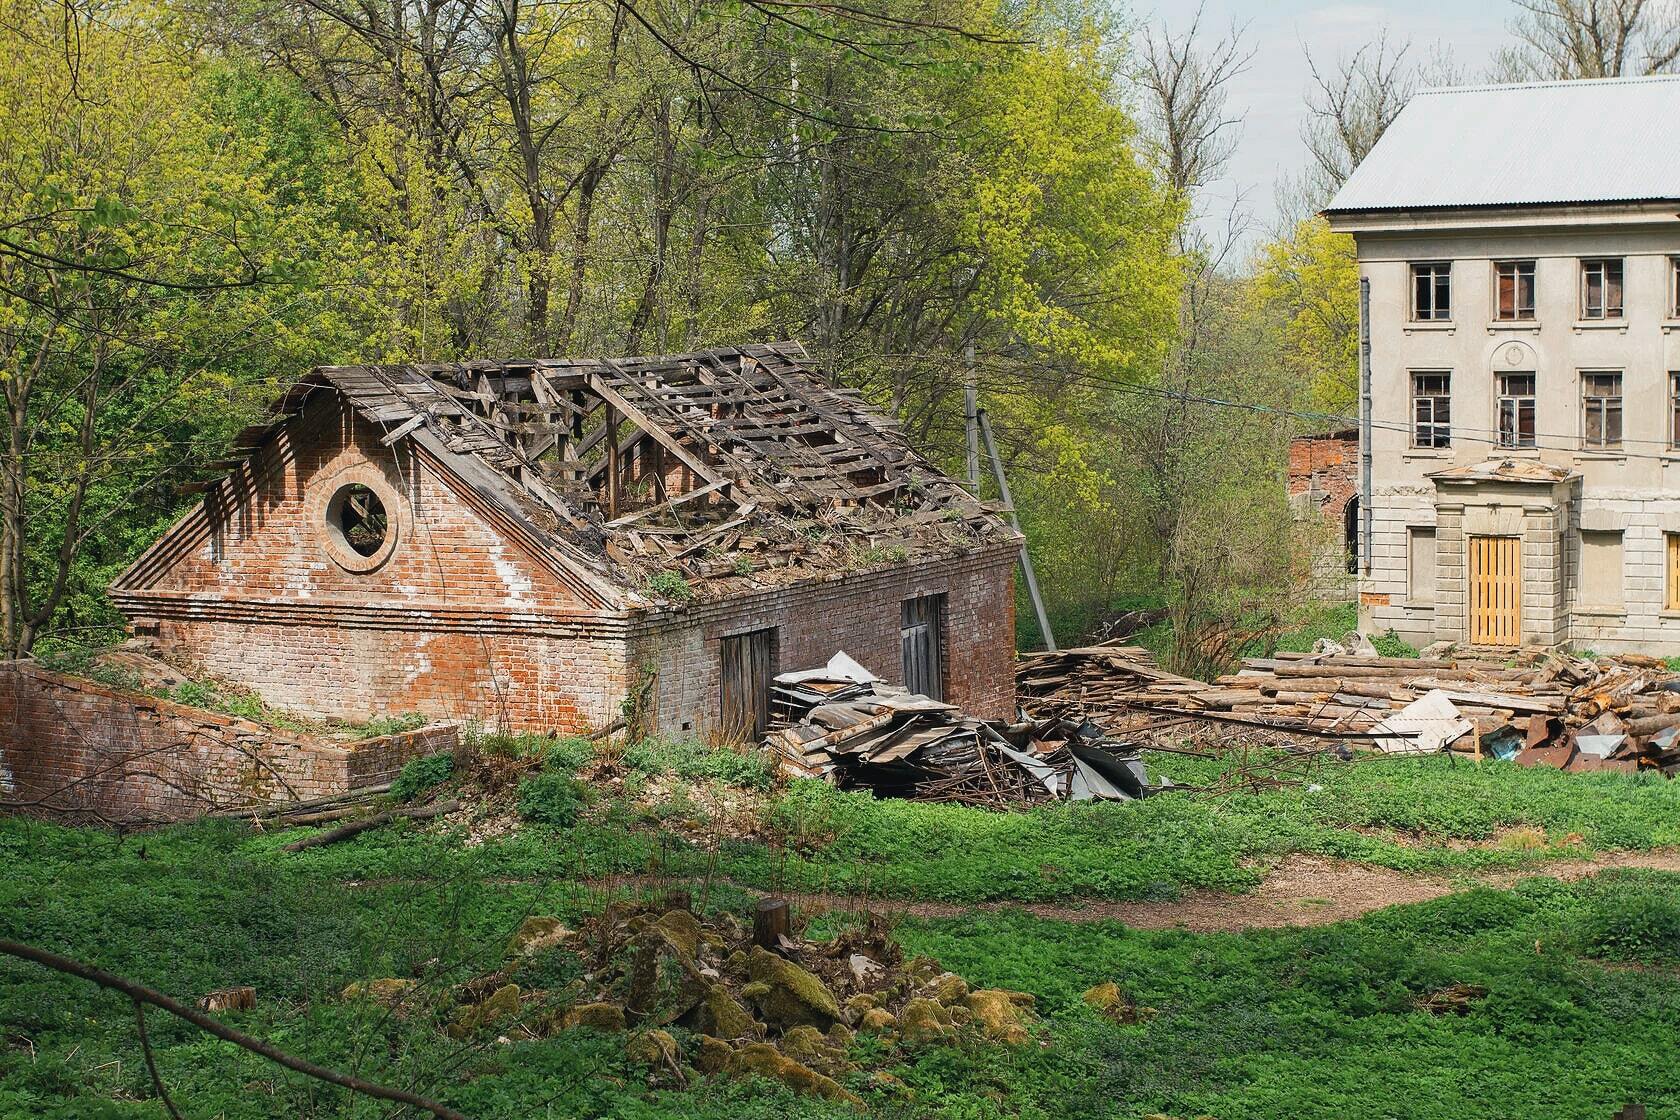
[978,408,1056,652]
[964,338,980,494]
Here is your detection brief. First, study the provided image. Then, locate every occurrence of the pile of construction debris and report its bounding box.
[765,653,1166,807]
[1018,642,1680,775]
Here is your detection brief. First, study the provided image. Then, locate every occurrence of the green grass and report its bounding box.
[4,810,1680,1119]
[269,748,1680,908]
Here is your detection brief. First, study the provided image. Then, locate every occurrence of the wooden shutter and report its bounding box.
[719,628,774,741]
[1468,535,1522,647]
[900,595,945,700]
[1668,534,1680,611]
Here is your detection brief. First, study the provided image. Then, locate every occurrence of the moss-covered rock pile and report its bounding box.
[342,902,1039,1106]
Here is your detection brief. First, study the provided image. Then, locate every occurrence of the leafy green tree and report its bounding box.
[0,2,368,654]
[1252,216,1360,416]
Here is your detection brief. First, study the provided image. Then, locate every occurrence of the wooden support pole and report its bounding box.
[606,405,621,520]
[977,408,1056,652]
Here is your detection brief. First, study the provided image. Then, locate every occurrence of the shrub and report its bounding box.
[518,771,587,826]
[390,752,454,802]
[1571,873,1680,962]
[642,571,694,602]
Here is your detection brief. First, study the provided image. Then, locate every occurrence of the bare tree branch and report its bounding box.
[0,939,471,1120]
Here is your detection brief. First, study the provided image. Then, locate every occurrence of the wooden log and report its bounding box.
[753,898,790,950]
[1626,712,1680,737]
[281,801,460,852]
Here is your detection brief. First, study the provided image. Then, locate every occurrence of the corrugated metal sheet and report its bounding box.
[1325,75,1680,214]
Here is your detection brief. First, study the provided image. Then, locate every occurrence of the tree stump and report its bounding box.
[753,898,789,950]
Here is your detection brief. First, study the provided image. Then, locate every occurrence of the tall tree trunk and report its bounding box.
[555,1,626,353]
[625,97,675,355]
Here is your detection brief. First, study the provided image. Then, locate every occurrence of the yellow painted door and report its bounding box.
[1468,535,1521,646]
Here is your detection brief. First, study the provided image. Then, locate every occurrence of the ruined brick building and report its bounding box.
[1287,430,1359,601]
[112,344,1020,735]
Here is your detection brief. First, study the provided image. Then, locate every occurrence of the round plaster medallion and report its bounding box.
[1488,337,1539,372]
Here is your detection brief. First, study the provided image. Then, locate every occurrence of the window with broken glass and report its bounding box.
[1411,372,1451,448]
[1495,261,1535,320]
[1582,372,1623,450]
[1670,372,1680,449]
[1580,259,1624,320]
[1411,262,1452,321]
[1497,372,1536,448]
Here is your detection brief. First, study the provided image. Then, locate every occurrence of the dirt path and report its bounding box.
[803,849,1680,932]
[343,849,1680,933]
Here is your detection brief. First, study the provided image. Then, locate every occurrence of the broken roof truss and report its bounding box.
[200,342,1008,592]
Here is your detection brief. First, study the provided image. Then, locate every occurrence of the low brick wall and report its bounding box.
[0,663,456,825]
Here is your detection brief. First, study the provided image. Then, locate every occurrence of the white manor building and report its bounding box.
[1325,76,1680,654]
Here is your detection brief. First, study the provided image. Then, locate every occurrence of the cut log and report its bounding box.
[281,801,460,852]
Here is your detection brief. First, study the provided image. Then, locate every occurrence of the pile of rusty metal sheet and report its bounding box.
[767,653,1163,807]
[1017,642,1680,775]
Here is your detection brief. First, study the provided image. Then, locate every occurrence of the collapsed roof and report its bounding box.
[199,342,1014,603]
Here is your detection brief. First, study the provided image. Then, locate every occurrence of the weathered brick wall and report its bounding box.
[632,546,1019,737]
[0,664,457,824]
[1289,433,1359,602]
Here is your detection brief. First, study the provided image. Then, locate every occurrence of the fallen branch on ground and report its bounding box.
[0,939,470,1120]
[280,801,460,852]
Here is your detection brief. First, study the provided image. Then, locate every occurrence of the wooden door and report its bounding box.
[719,628,774,741]
[900,595,945,700]
[1667,533,1680,610]
[1468,535,1521,646]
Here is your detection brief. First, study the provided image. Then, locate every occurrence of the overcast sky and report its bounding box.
[1146,0,1515,254]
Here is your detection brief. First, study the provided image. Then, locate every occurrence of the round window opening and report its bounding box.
[328,483,390,559]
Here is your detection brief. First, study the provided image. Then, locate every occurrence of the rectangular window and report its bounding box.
[1672,372,1680,449]
[1578,530,1624,609]
[1671,257,1680,318]
[719,627,776,741]
[1669,534,1680,611]
[1495,261,1536,320]
[1411,371,1451,448]
[1496,372,1536,449]
[1408,527,1437,605]
[1580,259,1624,319]
[1411,262,1452,321]
[1582,372,1623,450]
[900,594,946,701]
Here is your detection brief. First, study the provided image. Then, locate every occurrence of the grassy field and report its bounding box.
[4,741,1680,1118]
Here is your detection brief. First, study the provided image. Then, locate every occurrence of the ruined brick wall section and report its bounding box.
[631,547,1019,737]
[145,622,632,731]
[1289,434,1359,603]
[0,664,457,824]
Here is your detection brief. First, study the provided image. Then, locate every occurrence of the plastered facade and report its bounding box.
[1330,203,1680,652]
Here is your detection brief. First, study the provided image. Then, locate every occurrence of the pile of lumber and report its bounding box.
[1017,643,1680,775]
[767,653,1164,807]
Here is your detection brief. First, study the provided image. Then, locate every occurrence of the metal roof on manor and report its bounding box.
[1325,75,1680,214]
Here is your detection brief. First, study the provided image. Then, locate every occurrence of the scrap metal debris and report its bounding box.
[1018,642,1680,775]
[766,653,1170,808]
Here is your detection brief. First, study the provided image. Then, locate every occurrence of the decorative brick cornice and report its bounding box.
[114,589,636,638]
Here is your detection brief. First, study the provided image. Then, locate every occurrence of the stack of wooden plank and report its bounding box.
[1017,643,1680,775]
